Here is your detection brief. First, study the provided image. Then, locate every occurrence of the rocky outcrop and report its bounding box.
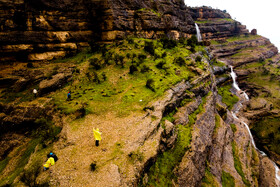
[190,7,248,41]
[0,0,250,61]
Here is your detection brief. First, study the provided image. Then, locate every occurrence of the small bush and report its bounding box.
[75,103,87,119]
[141,65,151,73]
[101,72,107,81]
[174,57,186,66]
[179,37,187,45]
[144,41,155,55]
[156,61,166,69]
[89,42,101,52]
[146,79,155,92]
[93,71,101,84]
[187,35,198,48]
[138,54,147,61]
[27,62,34,68]
[230,124,237,133]
[127,38,134,44]
[129,65,138,74]
[195,55,202,62]
[118,55,125,68]
[89,58,102,70]
[154,53,161,60]
[160,37,177,49]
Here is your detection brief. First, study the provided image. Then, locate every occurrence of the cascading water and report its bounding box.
[230,66,280,186]
[195,23,202,42]
[230,66,249,100]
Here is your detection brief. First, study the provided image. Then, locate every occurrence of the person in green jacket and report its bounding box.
[93,128,102,146]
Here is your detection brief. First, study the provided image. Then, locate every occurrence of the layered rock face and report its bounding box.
[0,0,248,61]
[0,0,93,61]
[190,7,248,40]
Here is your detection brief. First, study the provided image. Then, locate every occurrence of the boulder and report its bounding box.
[39,73,71,95]
[251,29,257,35]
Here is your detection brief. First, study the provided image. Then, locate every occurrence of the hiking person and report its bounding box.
[43,157,55,171]
[43,152,58,171]
[47,152,58,162]
[93,128,102,146]
[67,91,71,101]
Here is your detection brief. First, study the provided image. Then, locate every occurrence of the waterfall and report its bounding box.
[195,23,202,42]
[230,66,280,186]
[230,66,249,100]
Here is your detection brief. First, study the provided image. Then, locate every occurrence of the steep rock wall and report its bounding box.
[0,0,248,61]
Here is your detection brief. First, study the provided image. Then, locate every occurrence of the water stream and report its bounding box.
[230,66,280,186]
[195,23,202,42]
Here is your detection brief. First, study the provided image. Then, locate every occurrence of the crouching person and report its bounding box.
[43,157,55,171]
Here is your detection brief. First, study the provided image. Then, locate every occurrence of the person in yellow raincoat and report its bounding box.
[93,128,102,146]
[43,157,55,171]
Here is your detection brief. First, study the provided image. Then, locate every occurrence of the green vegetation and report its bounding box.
[221,170,235,187]
[251,117,280,155]
[143,92,210,186]
[188,92,210,126]
[0,138,40,186]
[218,85,239,110]
[52,38,197,117]
[195,18,234,24]
[226,34,261,42]
[201,166,219,187]
[231,141,250,187]
[212,60,226,67]
[143,124,192,186]
[213,114,221,134]
[137,8,161,17]
[0,117,61,186]
[230,124,237,133]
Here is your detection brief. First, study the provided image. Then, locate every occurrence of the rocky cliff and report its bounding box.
[0,0,280,187]
[0,0,247,61]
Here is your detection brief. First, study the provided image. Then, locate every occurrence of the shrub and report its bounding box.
[89,58,102,70]
[27,62,34,68]
[129,65,138,74]
[154,53,161,60]
[187,35,198,48]
[161,52,167,58]
[89,41,100,52]
[101,72,107,81]
[75,103,87,119]
[141,65,151,73]
[144,41,155,55]
[146,78,155,91]
[156,60,166,69]
[118,55,125,68]
[127,38,134,44]
[179,37,187,45]
[93,71,101,84]
[195,55,202,62]
[174,57,186,66]
[138,54,147,64]
[160,37,177,49]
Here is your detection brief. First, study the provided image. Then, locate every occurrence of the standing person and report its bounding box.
[67,91,71,101]
[93,128,102,146]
